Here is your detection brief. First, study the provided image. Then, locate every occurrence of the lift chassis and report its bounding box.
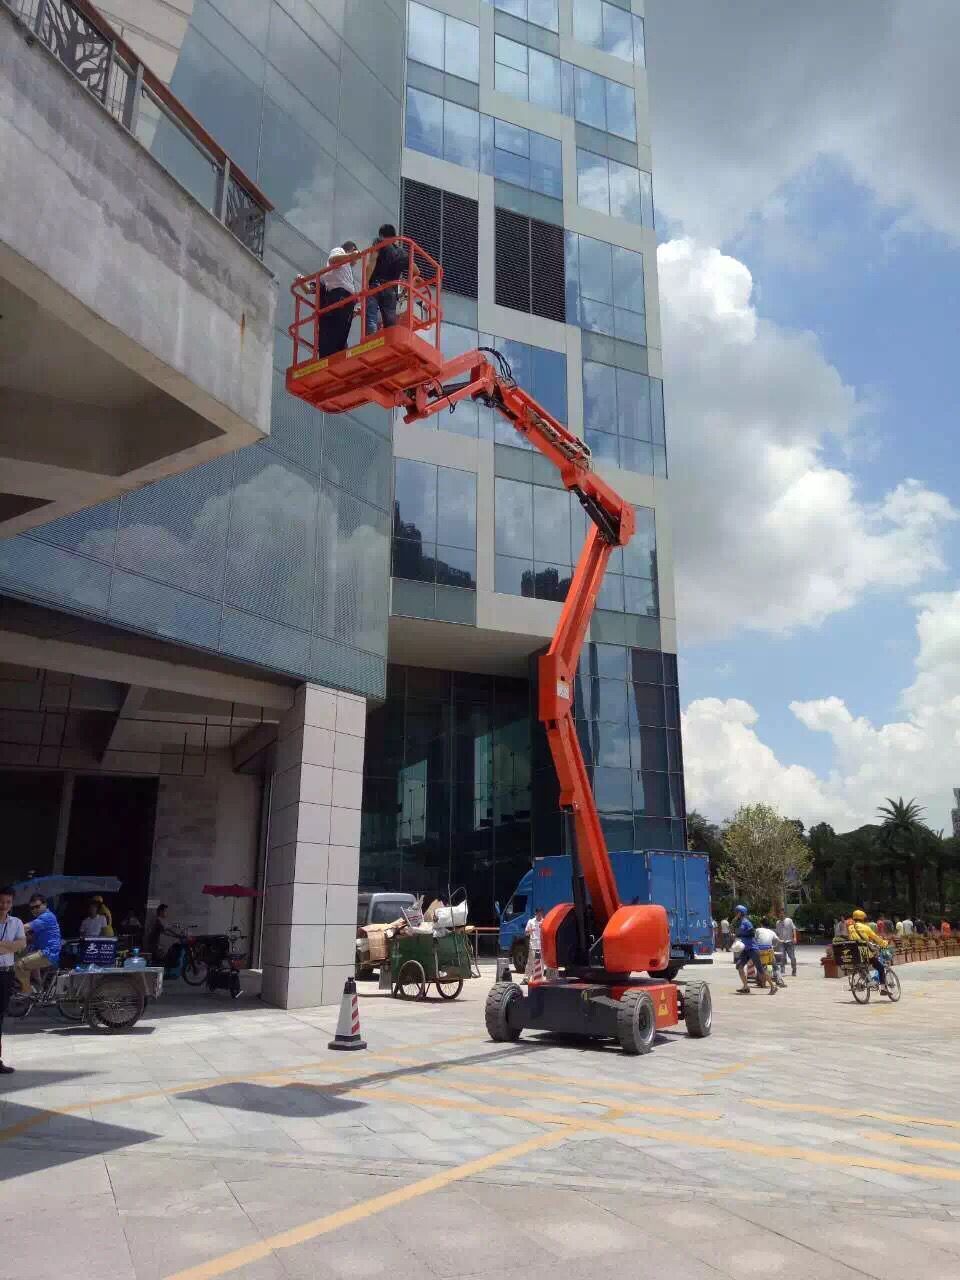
[286,236,712,1056]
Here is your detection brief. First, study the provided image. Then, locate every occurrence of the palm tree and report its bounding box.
[877,797,927,919]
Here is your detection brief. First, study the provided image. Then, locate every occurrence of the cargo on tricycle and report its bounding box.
[390,926,478,1000]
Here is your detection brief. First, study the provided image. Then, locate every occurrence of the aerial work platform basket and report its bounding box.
[286,237,445,413]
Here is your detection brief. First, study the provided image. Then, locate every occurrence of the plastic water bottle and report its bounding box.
[124,948,146,970]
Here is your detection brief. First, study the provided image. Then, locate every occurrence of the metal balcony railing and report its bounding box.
[4,0,272,257]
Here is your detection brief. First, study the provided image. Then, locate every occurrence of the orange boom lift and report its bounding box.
[287,238,712,1055]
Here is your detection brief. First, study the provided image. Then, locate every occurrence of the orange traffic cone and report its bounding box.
[328,977,367,1051]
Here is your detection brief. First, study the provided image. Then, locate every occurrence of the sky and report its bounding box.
[644,0,960,833]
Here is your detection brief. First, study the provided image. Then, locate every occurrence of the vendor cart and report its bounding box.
[57,966,163,1032]
[390,927,477,1000]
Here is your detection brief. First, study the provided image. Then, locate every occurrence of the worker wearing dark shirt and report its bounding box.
[364,224,405,334]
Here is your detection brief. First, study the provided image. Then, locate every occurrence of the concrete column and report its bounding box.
[261,682,366,1009]
[51,771,75,874]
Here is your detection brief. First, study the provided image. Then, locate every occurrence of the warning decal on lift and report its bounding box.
[347,336,386,359]
[291,357,330,378]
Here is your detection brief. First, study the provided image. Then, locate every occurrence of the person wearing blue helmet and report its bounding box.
[733,904,776,995]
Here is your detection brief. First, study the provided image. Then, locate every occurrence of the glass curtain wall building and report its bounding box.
[363,0,687,919]
[1,0,683,951]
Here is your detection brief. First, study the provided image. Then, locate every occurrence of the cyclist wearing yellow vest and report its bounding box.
[848,909,887,988]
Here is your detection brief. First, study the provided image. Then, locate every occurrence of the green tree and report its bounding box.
[686,810,724,873]
[877,797,928,920]
[720,803,813,917]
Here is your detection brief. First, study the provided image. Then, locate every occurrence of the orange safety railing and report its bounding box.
[289,236,443,371]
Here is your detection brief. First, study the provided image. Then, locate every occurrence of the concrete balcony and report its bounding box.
[0,0,277,537]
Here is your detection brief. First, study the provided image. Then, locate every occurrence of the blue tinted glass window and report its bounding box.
[616,370,650,439]
[495,118,529,156]
[394,458,437,543]
[405,86,443,158]
[444,100,480,168]
[495,35,528,72]
[650,378,666,445]
[578,235,613,303]
[586,429,619,467]
[532,347,567,422]
[532,486,571,563]
[620,437,654,475]
[574,67,606,130]
[612,246,644,311]
[528,0,559,32]
[583,361,616,433]
[495,146,530,187]
[445,15,479,82]
[577,149,609,214]
[639,169,655,228]
[609,158,642,221]
[529,49,562,112]
[614,307,646,346]
[624,576,657,617]
[530,132,562,197]
[408,2,444,69]
[495,478,533,557]
[602,4,633,59]
[492,0,526,16]
[633,15,646,67]
[438,468,477,548]
[572,0,603,48]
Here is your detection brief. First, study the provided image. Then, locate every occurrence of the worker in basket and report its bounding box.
[848,909,888,990]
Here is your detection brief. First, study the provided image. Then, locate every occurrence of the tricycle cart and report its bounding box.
[57,966,163,1031]
[390,927,477,1000]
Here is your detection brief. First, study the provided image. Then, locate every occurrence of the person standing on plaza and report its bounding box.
[902,914,914,935]
[776,909,798,978]
[0,887,27,1073]
[756,919,786,988]
[523,907,544,984]
[720,917,731,951]
[15,893,61,995]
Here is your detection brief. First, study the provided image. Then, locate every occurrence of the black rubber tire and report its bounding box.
[683,982,713,1037]
[57,997,84,1022]
[649,963,682,981]
[435,977,463,1000]
[511,939,529,975]
[85,975,145,1032]
[884,970,902,1002]
[395,959,426,1000]
[182,956,209,986]
[617,990,656,1056]
[850,970,871,1003]
[485,981,523,1042]
[5,992,31,1019]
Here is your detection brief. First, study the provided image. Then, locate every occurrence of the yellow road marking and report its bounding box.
[424,1076,722,1121]
[450,1063,704,1099]
[351,1087,960,1185]
[703,1064,748,1081]
[861,1131,960,1153]
[163,1126,579,1280]
[748,1099,960,1132]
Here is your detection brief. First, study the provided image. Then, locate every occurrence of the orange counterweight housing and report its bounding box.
[540,903,575,971]
[602,904,670,975]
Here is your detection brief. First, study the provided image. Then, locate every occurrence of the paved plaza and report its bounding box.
[3,949,960,1280]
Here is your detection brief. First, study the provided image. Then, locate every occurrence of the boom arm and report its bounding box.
[398,352,635,933]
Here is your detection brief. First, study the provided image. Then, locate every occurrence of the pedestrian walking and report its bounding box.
[720,917,731,951]
[776,910,798,978]
[523,907,544,985]
[733,905,775,995]
[0,886,27,1074]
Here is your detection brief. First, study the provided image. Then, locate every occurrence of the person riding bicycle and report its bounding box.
[848,909,887,988]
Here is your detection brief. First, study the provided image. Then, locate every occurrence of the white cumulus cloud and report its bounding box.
[646,0,960,248]
[683,591,960,830]
[657,238,956,643]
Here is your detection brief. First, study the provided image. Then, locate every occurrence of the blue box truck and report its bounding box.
[498,849,713,978]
